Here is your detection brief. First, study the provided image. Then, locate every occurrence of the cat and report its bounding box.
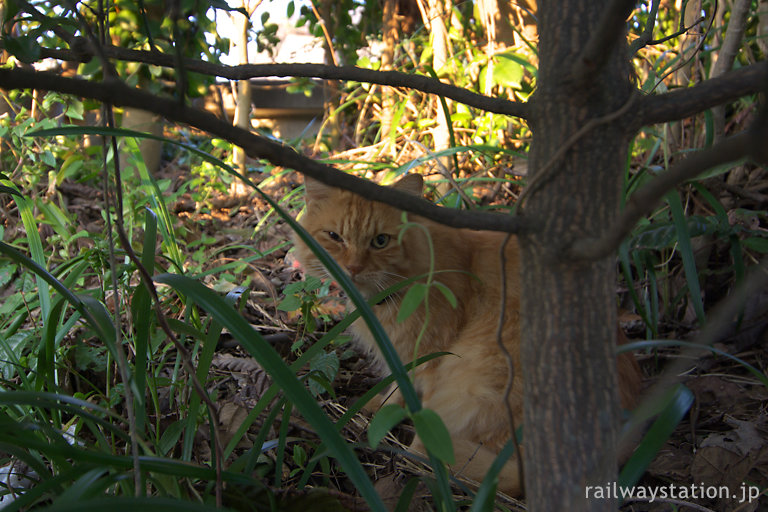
[293,173,642,497]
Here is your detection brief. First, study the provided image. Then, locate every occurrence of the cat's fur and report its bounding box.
[294,174,642,496]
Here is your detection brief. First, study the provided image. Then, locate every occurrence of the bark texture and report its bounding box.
[520,1,634,509]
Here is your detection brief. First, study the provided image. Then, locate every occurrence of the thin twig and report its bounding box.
[405,138,474,208]
[629,0,662,55]
[19,46,530,119]
[308,0,339,67]
[94,0,142,494]
[169,0,188,105]
[63,0,116,78]
[103,117,226,504]
[13,0,525,116]
[632,16,708,54]
[496,233,524,491]
[649,0,718,94]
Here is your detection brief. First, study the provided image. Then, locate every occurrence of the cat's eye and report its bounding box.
[371,233,390,249]
[327,231,343,243]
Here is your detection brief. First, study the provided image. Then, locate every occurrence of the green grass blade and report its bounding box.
[13,194,51,319]
[153,273,388,512]
[0,391,130,440]
[619,339,768,389]
[0,242,116,350]
[665,192,705,323]
[618,384,694,492]
[182,286,244,461]
[131,208,158,435]
[468,438,517,512]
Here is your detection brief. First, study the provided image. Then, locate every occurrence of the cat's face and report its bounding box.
[295,175,424,300]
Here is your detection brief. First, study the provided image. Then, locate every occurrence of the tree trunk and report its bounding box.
[711,0,751,143]
[119,107,163,177]
[380,0,398,157]
[521,1,633,509]
[418,0,452,185]
[230,3,252,177]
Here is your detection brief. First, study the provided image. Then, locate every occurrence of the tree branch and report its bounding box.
[568,0,637,85]
[628,0,661,54]
[629,0,709,55]
[0,66,531,234]
[633,61,768,127]
[567,125,765,261]
[710,0,752,142]
[20,43,532,120]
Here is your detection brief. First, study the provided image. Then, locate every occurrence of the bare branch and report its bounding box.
[629,0,709,54]
[567,129,761,261]
[711,0,752,142]
[22,44,531,120]
[628,0,661,54]
[633,61,768,127]
[568,0,637,85]
[9,0,528,118]
[0,66,531,234]
[14,0,75,44]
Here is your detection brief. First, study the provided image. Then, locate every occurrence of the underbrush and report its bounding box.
[1,67,768,512]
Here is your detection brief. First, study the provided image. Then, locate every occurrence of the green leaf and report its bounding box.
[469,438,518,512]
[432,281,457,309]
[493,54,525,88]
[292,444,307,467]
[278,294,302,311]
[743,236,768,253]
[618,384,694,492]
[2,35,41,63]
[368,404,407,448]
[394,478,421,512]
[308,351,339,397]
[411,408,454,465]
[665,192,705,323]
[397,283,427,323]
[0,185,22,197]
[159,420,186,456]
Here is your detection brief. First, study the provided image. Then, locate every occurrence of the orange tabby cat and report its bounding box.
[294,174,641,496]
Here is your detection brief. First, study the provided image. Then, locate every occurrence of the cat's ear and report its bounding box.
[391,174,423,196]
[303,177,334,203]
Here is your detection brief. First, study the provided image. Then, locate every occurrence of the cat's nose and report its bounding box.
[347,263,364,277]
